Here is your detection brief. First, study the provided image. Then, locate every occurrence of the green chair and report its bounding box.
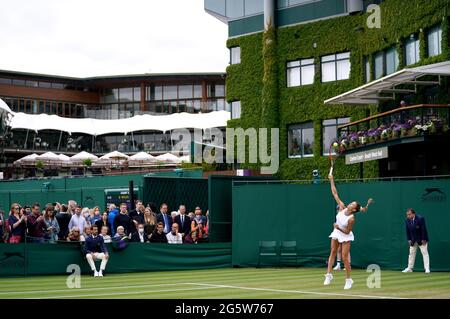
[257,241,278,268]
[279,241,299,267]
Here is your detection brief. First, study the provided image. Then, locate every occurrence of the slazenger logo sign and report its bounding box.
[421,188,446,202]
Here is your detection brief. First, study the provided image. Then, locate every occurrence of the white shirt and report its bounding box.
[68,214,86,233]
[166,232,182,244]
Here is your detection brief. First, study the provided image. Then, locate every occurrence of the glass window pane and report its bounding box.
[302,125,314,156]
[386,47,398,75]
[194,85,202,98]
[231,46,241,64]
[179,85,193,99]
[323,125,336,155]
[27,80,38,87]
[336,59,350,80]
[38,81,51,88]
[301,64,315,85]
[321,62,336,82]
[133,87,141,102]
[287,60,300,67]
[288,127,302,158]
[337,52,350,59]
[0,77,11,84]
[323,119,337,126]
[102,88,119,103]
[12,79,26,86]
[287,66,300,87]
[205,0,226,16]
[277,0,288,8]
[163,86,177,100]
[405,37,419,65]
[365,56,371,83]
[374,51,384,79]
[338,117,350,125]
[52,83,64,89]
[231,101,241,119]
[215,84,225,97]
[226,0,244,18]
[427,26,442,57]
[301,58,314,65]
[321,54,335,62]
[244,0,263,15]
[119,87,133,102]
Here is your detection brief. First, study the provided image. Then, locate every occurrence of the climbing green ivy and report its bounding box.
[226,0,450,180]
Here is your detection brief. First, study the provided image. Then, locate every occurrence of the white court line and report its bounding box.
[29,285,222,299]
[0,283,186,296]
[185,283,411,299]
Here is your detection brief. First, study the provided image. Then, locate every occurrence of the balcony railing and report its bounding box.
[337,104,450,152]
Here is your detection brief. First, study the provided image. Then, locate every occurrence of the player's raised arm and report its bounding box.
[329,175,345,210]
[360,198,374,213]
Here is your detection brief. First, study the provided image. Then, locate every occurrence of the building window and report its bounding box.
[385,46,399,75]
[427,26,442,57]
[231,101,241,119]
[230,46,241,65]
[374,51,384,80]
[322,118,350,156]
[287,58,314,87]
[364,56,371,83]
[405,35,420,65]
[288,122,314,158]
[321,52,350,83]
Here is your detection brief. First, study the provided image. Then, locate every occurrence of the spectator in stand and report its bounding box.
[43,205,59,243]
[100,226,112,243]
[204,210,210,239]
[166,223,182,244]
[68,205,86,237]
[56,204,71,240]
[156,203,172,234]
[174,205,191,240]
[143,207,157,237]
[82,207,90,223]
[171,211,178,223]
[184,231,198,244]
[54,202,61,214]
[0,209,4,242]
[130,223,149,243]
[85,208,95,226]
[23,205,31,216]
[114,203,132,235]
[67,200,77,215]
[27,203,47,243]
[84,225,109,277]
[113,226,128,241]
[8,203,27,243]
[188,212,195,221]
[108,204,119,236]
[191,207,206,240]
[67,227,81,242]
[129,200,145,228]
[149,222,168,243]
[92,206,101,223]
[96,212,111,236]
[80,225,92,242]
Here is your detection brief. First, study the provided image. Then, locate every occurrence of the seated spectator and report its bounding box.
[44,205,60,243]
[27,203,47,243]
[100,226,112,244]
[80,225,92,242]
[166,223,182,244]
[113,226,128,241]
[188,212,195,221]
[130,223,149,243]
[191,207,206,240]
[8,203,27,243]
[56,204,71,240]
[143,207,157,237]
[67,227,81,242]
[96,212,112,236]
[184,231,198,244]
[84,225,109,277]
[149,222,168,243]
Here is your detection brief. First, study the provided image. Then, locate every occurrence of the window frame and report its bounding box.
[231,100,241,119]
[322,117,350,156]
[427,25,443,57]
[286,58,315,87]
[230,46,241,65]
[321,52,351,83]
[288,122,314,159]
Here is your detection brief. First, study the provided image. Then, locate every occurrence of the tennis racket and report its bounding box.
[328,140,340,177]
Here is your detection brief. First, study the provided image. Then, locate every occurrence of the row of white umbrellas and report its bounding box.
[14,151,190,166]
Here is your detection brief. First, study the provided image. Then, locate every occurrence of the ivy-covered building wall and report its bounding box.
[225,0,450,180]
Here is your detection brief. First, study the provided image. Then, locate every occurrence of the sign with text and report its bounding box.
[345,147,388,164]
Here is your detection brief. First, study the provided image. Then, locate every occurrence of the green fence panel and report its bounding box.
[0,242,231,276]
[232,179,450,271]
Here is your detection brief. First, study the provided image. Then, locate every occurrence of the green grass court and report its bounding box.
[1,268,449,299]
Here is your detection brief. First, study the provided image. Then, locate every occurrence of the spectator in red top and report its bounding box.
[27,203,47,243]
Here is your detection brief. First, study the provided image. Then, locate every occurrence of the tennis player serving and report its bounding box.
[324,174,374,289]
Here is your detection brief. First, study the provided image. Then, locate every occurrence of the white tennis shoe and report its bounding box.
[333,263,341,271]
[344,278,353,290]
[324,273,333,285]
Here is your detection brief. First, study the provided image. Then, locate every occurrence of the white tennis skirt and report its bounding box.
[329,229,354,243]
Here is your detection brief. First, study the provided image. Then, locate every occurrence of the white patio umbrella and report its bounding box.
[100,151,129,160]
[37,152,60,162]
[155,153,182,163]
[70,151,99,162]
[14,153,38,165]
[179,155,191,163]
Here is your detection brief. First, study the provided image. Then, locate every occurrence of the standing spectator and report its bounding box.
[23,205,31,216]
[129,200,145,228]
[114,203,132,235]
[188,212,195,221]
[95,212,111,236]
[68,205,86,236]
[130,223,148,243]
[156,203,172,234]
[56,204,71,240]
[149,222,168,243]
[8,203,27,243]
[191,207,206,240]
[67,200,77,215]
[402,209,430,273]
[80,225,92,242]
[27,203,47,243]
[143,207,157,236]
[54,202,61,214]
[43,205,59,243]
[92,206,101,223]
[108,204,119,236]
[174,205,191,239]
[0,209,5,242]
[82,207,91,223]
[67,227,81,242]
[84,225,109,277]
[100,226,112,243]
[166,223,182,244]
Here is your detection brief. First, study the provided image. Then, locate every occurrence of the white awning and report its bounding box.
[70,151,99,161]
[155,153,183,163]
[324,61,450,105]
[100,151,129,160]
[128,152,155,161]
[0,99,230,135]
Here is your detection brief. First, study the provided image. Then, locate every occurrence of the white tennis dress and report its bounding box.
[329,208,355,243]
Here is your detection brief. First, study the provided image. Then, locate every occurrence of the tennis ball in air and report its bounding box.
[333,142,339,148]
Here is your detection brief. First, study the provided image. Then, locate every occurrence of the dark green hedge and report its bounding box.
[226,0,450,180]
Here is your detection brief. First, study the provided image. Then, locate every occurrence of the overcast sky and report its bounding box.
[0,0,229,77]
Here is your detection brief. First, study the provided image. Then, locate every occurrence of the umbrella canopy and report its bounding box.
[179,155,191,163]
[58,154,71,161]
[100,151,129,160]
[37,152,60,161]
[71,151,99,161]
[14,153,38,165]
[128,152,155,161]
[155,153,182,163]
